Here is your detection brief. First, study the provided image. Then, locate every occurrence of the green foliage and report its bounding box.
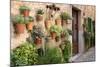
[13,15,25,24]
[24,16,34,23]
[67,29,72,35]
[19,5,31,12]
[37,47,64,64]
[11,42,38,66]
[60,40,71,62]
[62,29,69,38]
[60,12,72,21]
[50,25,63,36]
[28,16,34,22]
[36,9,44,15]
[31,26,44,41]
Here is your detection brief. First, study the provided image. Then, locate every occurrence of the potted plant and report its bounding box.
[19,5,31,17]
[31,26,44,45]
[50,25,58,39]
[13,15,25,34]
[55,17,61,26]
[60,12,72,26]
[55,26,62,42]
[61,29,69,41]
[44,18,52,30]
[36,9,44,21]
[26,16,34,31]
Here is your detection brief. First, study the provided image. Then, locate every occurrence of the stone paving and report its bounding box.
[73,47,95,62]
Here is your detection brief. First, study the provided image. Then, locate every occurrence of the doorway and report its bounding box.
[72,7,80,56]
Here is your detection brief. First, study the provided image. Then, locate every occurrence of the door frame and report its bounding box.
[72,7,80,56]
[70,6,82,62]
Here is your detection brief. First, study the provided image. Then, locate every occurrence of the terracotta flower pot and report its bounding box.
[51,32,56,39]
[36,14,43,21]
[61,33,64,38]
[21,10,30,17]
[34,37,42,45]
[15,24,26,34]
[45,19,51,30]
[55,36,60,42]
[61,20,66,26]
[55,18,61,26]
[26,22,34,31]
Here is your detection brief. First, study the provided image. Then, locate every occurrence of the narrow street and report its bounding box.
[73,47,95,62]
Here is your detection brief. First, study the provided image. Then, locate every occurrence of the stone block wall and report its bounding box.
[11,1,95,49]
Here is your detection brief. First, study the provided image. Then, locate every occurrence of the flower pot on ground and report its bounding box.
[60,12,72,26]
[13,15,26,34]
[36,9,44,21]
[44,19,52,30]
[26,16,34,31]
[19,5,31,17]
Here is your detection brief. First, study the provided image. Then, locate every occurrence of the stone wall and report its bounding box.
[11,1,95,49]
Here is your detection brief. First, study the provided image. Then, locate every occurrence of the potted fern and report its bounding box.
[19,5,31,17]
[36,9,44,21]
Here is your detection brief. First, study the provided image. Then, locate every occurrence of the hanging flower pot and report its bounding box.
[13,15,26,34]
[34,37,42,45]
[45,19,51,30]
[50,32,56,39]
[60,12,72,26]
[26,16,34,31]
[61,32,65,38]
[50,25,58,39]
[36,14,43,21]
[55,36,60,42]
[36,9,44,21]
[55,18,61,26]
[15,24,26,34]
[19,5,31,17]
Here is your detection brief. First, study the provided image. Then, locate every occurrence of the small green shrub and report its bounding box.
[11,42,38,66]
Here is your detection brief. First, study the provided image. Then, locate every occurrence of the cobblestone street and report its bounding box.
[73,47,95,62]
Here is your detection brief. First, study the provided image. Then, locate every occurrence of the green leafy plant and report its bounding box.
[24,16,34,23]
[11,42,38,66]
[31,26,44,44]
[60,40,71,63]
[13,15,25,24]
[50,25,62,36]
[60,12,72,22]
[36,9,44,15]
[19,5,31,12]
[37,47,64,64]
[67,29,72,35]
